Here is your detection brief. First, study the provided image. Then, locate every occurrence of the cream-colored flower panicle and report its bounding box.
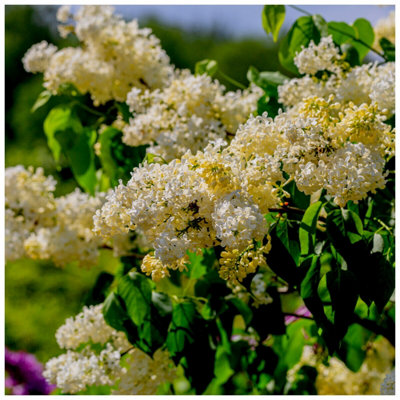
[5,166,132,267]
[23,5,174,105]
[122,71,262,160]
[94,139,279,281]
[44,304,176,395]
[279,32,395,117]
[219,240,270,285]
[286,336,394,395]
[294,36,342,75]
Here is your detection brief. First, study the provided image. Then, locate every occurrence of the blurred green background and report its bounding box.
[5,5,281,363]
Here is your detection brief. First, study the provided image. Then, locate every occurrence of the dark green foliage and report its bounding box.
[251,288,285,340]
[380,38,395,61]
[84,272,114,306]
[99,127,148,187]
[265,225,299,286]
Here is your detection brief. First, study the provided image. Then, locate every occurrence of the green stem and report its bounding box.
[74,101,104,117]
[289,5,312,16]
[375,218,393,233]
[268,206,305,215]
[218,70,247,90]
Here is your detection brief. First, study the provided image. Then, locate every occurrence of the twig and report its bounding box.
[268,206,305,215]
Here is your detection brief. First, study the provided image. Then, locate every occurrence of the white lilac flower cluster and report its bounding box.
[95,82,393,280]
[274,97,393,206]
[286,337,394,395]
[23,7,262,161]
[44,304,176,394]
[94,137,281,283]
[294,36,342,75]
[113,348,177,395]
[5,166,131,267]
[22,5,174,105]
[122,71,262,160]
[279,35,395,116]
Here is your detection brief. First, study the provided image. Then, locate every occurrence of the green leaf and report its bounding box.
[151,292,173,317]
[326,269,359,342]
[213,348,234,385]
[56,128,97,195]
[369,253,395,312]
[343,45,361,67]
[247,66,288,95]
[228,298,253,326]
[337,324,372,372]
[284,179,310,210]
[300,256,337,352]
[43,104,98,194]
[195,59,218,77]
[139,315,167,354]
[84,272,114,306]
[299,201,323,257]
[273,318,315,389]
[258,70,289,86]
[326,209,363,256]
[43,104,82,162]
[300,256,329,327]
[31,90,52,112]
[117,272,152,326]
[103,292,129,333]
[195,269,231,315]
[99,127,147,187]
[328,21,356,45]
[284,319,314,370]
[116,102,133,123]
[279,16,321,75]
[352,18,375,62]
[99,127,121,187]
[186,250,210,280]
[166,302,196,356]
[380,38,395,61]
[262,5,286,42]
[276,219,300,265]
[251,287,285,340]
[265,228,299,285]
[257,95,281,118]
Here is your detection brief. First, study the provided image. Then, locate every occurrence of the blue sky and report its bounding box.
[110,5,395,38]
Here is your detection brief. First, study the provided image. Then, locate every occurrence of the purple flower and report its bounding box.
[5,348,55,395]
